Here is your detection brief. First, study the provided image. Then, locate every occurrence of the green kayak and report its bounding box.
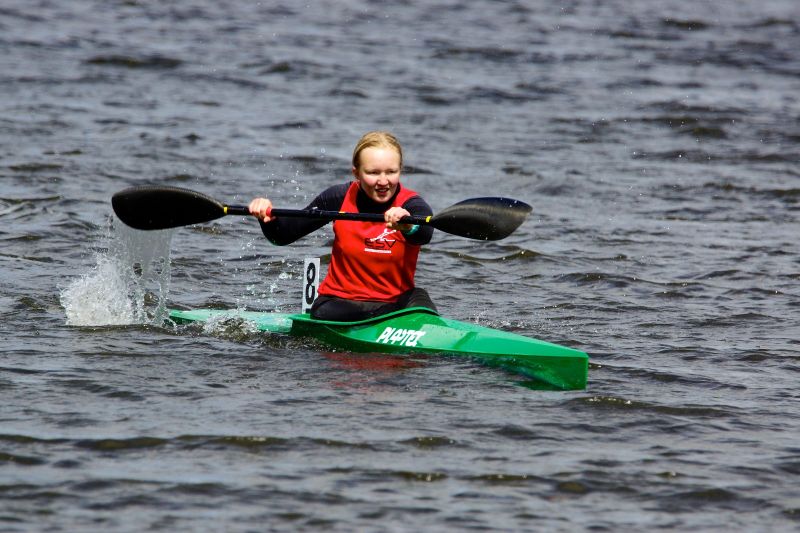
[169,307,588,390]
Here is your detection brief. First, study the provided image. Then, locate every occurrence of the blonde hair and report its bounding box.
[352,131,403,170]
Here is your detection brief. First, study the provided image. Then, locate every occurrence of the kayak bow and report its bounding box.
[169,307,588,390]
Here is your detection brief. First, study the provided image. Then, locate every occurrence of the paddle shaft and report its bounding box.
[225,205,429,225]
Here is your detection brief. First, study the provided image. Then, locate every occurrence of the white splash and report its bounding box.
[61,219,175,326]
[202,314,259,340]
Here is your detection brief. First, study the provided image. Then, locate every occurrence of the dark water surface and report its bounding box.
[2,1,799,531]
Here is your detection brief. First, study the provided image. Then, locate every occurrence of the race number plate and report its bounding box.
[302,257,320,313]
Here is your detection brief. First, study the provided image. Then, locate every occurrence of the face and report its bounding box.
[353,146,401,203]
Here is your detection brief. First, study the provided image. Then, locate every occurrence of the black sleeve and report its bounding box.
[402,195,434,245]
[258,184,349,246]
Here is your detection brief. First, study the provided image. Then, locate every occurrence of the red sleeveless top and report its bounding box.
[318,181,422,302]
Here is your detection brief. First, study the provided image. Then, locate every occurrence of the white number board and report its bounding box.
[302,257,320,313]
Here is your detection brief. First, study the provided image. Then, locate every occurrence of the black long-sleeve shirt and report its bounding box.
[259,183,434,246]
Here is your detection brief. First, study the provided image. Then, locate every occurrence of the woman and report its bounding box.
[249,131,436,321]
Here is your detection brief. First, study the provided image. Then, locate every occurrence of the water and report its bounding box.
[2,0,799,530]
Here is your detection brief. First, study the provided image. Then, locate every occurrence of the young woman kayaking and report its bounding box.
[248,131,437,321]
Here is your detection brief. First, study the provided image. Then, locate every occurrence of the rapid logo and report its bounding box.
[376,326,426,347]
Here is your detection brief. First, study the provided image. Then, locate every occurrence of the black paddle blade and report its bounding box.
[430,197,532,240]
[112,186,227,230]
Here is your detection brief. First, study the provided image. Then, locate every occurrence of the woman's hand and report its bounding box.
[384,206,412,232]
[249,197,275,223]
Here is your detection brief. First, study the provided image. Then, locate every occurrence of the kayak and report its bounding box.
[168,306,588,390]
[112,187,584,387]
[113,188,582,387]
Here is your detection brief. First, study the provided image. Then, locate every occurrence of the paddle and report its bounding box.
[111,185,532,240]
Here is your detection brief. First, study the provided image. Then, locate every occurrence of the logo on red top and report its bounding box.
[364,228,398,254]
